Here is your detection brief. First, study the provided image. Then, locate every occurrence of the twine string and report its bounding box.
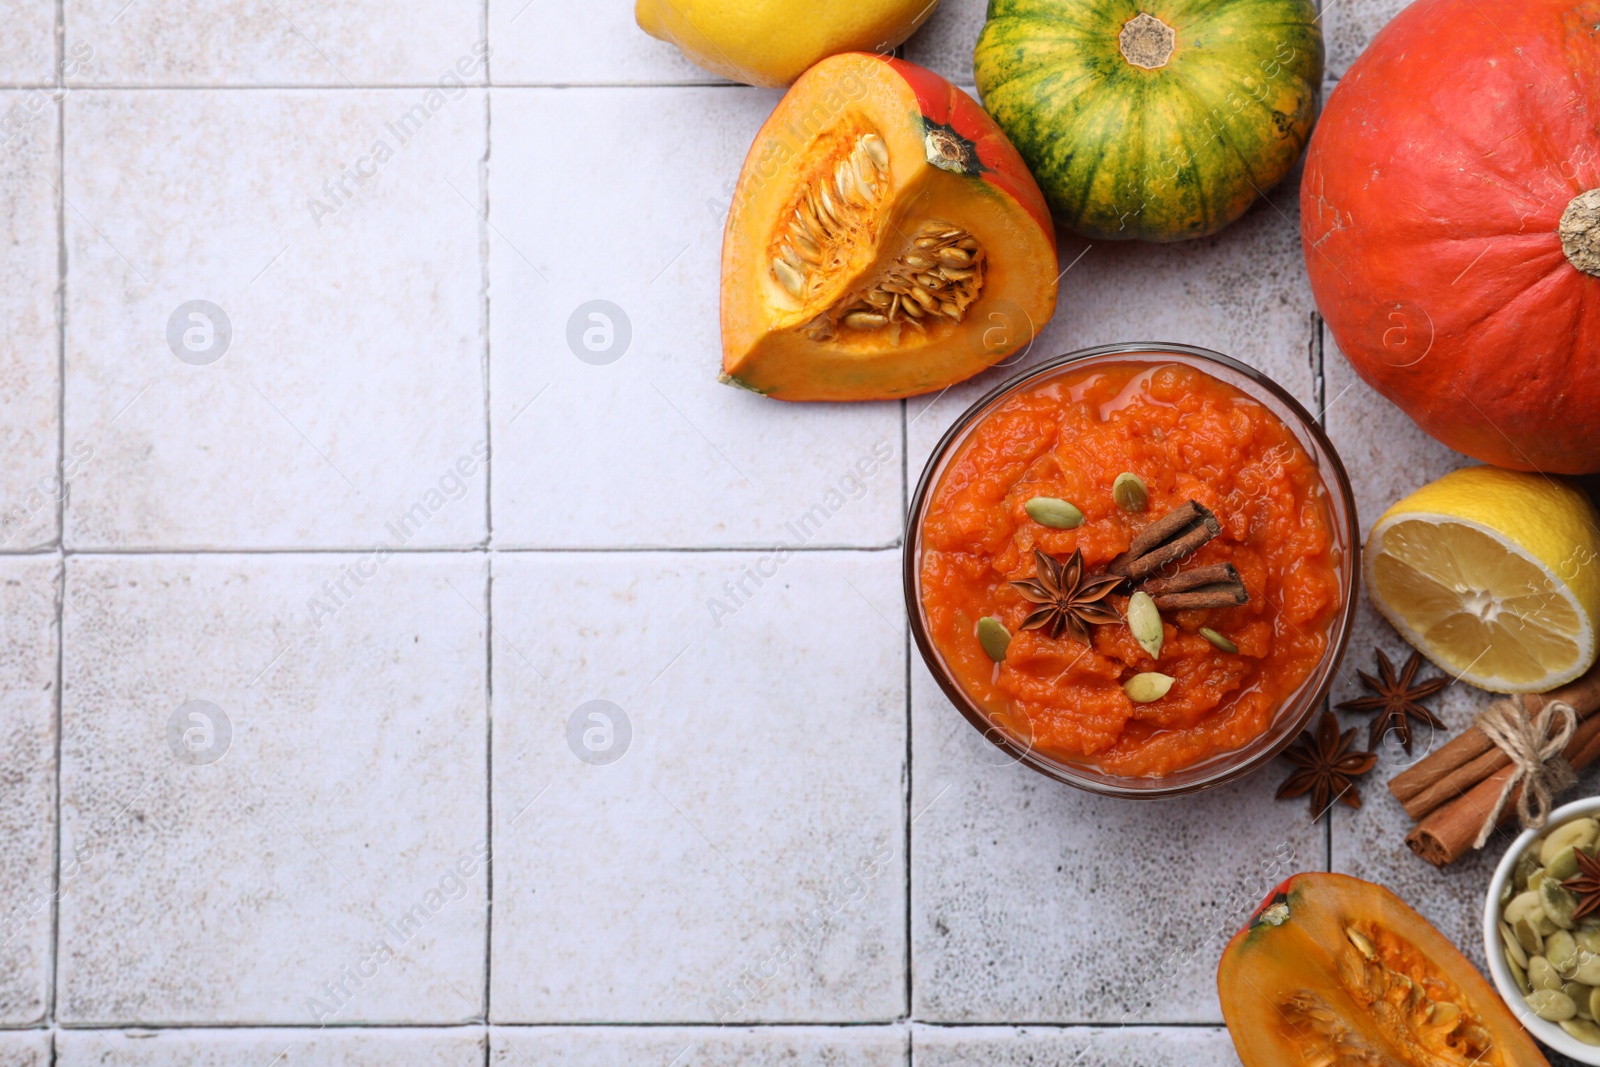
[1472,698,1578,850]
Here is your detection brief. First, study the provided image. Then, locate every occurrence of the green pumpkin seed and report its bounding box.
[1577,928,1600,954]
[1543,818,1600,865]
[1024,496,1084,529]
[1112,472,1148,513]
[1508,889,1546,927]
[1562,1018,1600,1046]
[1530,955,1563,991]
[1123,672,1174,703]
[1530,868,1550,894]
[977,617,1011,663]
[1507,950,1530,994]
[1574,950,1600,985]
[1516,851,1541,892]
[1516,915,1546,956]
[1551,844,1583,882]
[1197,627,1237,654]
[1589,985,1600,1021]
[1127,592,1162,659]
[1502,921,1529,968]
[1528,988,1579,1021]
[1545,878,1579,929]
[1549,929,1579,975]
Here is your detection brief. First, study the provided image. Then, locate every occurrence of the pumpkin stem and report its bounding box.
[1119,13,1175,70]
[1562,189,1600,277]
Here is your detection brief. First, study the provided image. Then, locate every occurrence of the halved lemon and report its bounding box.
[1365,466,1600,693]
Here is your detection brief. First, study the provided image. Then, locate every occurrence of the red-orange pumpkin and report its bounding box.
[1301,0,1600,474]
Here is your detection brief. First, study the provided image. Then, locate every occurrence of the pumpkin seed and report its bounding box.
[1507,950,1530,994]
[1516,915,1546,956]
[1507,889,1546,927]
[1569,981,1596,1018]
[772,259,805,297]
[1124,672,1174,703]
[1563,1018,1600,1045]
[937,246,973,268]
[1544,818,1600,864]
[903,253,935,271]
[1549,929,1579,975]
[1574,950,1600,985]
[1545,878,1579,929]
[1577,928,1600,954]
[1345,928,1378,961]
[1590,985,1600,1021]
[1528,989,1579,1021]
[843,311,888,331]
[977,617,1010,663]
[1112,471,1149,513]
[1530,955,1563,991]
[1127,592,1163,660]
[1531,868,1550,894]
[860,133,888,170]
[1199,627,1238,654]
[1502,920,1529,968]
[1516,851,1541,891]
[1024,496,1085,529]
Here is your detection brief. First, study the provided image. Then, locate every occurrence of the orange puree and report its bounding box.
[920,362,1343,777]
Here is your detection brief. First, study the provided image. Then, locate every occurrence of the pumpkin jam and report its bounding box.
[919,361,1343,777]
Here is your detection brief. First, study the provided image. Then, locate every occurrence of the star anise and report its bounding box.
[1009,547,1122,644]
[1335,649,1448,753]
[1563,849,1600,923]
[1276,710,1378,822]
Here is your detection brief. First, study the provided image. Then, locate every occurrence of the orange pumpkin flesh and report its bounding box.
[720,53,1058,402]
[1219,872,1547,1067]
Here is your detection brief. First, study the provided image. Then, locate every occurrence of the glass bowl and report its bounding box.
[903,342,1361,799]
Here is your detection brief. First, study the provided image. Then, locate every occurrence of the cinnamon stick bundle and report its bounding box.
[1385,659,1600,867]
[1389,667,1600,820]
[1406,711,1600,867]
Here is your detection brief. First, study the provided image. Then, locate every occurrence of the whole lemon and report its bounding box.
[635,0,939,87]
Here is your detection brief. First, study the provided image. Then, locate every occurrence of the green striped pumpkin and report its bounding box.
[974,0,1323,242]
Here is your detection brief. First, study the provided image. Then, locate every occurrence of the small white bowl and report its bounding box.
[1484,795,1600,1063]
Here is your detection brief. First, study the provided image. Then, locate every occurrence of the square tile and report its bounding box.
[488,88,904,549]
[0,559,61,1024]
[63,0,487,85]
[0,3,55,84]
[57,553,487,1024]
[489,550,906,1022]
[906,172,1319,479]
[56,1027,485,1065]
[63,89,487,550]
[0,1032,49,1066]
[910,659,1323,1023]
[0,91,61,551]
[487,1,722,85]
[913,1025,1244,1065]
[489,1026,906,1066]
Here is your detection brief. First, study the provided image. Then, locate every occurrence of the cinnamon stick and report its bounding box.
[1152,582,1249,611]
[1389,665,1600,819]
[1108,501,1220,577]
[1139,563,1239,597]
[1406,711,1600,867]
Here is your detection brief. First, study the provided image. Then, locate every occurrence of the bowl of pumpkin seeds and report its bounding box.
[1485,797,1600,1061]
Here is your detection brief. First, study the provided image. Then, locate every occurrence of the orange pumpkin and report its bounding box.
[1218,872,1547,1066]
[720,53,1058,401]
[1301,0,1600,473]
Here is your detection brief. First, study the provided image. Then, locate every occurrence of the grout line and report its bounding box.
[45,21,66,1029]
[39,544,904,557]
[480,0,495,1033]
[0,79,748,90]
[483,559,495,1029]
[899,397,913,1023]
[27,1020,1235,1032]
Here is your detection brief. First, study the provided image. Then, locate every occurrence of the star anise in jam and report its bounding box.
[1563,849,1600,923]
[1336,649,1448,753]
[1276,710,1378,822]
[1009,547,1122,644]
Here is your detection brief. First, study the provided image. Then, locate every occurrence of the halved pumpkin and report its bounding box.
[1219,872,1547,1066]
[720,53,1058,402]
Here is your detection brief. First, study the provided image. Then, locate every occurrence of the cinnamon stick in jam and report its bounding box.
[1108,500,1221,577]
[1151,582,1248,611]
[1139,563,1240,597]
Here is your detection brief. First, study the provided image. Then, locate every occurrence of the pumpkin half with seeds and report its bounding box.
[973,0,1322,241]
[719,53,1058,401]
[1219,872,1548,1067]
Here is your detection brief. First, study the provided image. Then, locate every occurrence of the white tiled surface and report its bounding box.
[8,0,1576,1064]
